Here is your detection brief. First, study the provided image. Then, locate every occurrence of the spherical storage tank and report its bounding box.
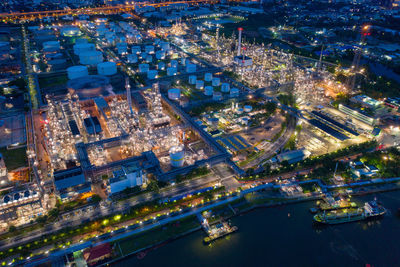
[79,51,103,65]
[170,146,185,168]
[156,51,165,60]
[73,43,95,55]
[196,80,204,90]
[145,55,153,63]
[212,77,221,87]
[204,86,213,96]
[138,63,149,73]
[168,88,181,100]
[186,63,196,73]
[213,92,222,101]
[167,67,177,76]
[158,62,165,70]
[204,73,212,82]
[244,105,253,113]
[170,60,178,68]
[97,62,117,76]
[221,83,230,93]
[127,54,138,64]
[67,66,88,80]
[189,75,197,85]
[147,70,158,79]
[230,87,239,98]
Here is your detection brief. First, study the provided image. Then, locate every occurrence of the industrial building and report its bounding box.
[338,104,376,126]
[107,163,146,195]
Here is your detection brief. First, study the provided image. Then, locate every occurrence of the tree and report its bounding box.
[9,225,16,232]
[48,208,59,218]
[264,101,277,115]
[148,181,160,193]
[89,194,102,203]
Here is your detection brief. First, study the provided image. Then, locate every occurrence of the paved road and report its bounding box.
[243,116,296,169]
[0,169,235,251]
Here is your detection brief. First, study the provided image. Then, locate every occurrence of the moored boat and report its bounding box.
[313,200,386,225]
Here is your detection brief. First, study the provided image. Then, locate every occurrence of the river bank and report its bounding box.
[116,189,400,266]
[104,181,400,266]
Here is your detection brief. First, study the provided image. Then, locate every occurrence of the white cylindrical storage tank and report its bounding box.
[158,61,166,70]
[147,70,158,79]
[140,52,148,60]
[127,54,138,63]
[170,145,185,168]
[67,65,88,80]
[213,92,222,101]
[138,63,149,73]
[221,83,230,93]
[170,60,178,68]
[97,62,117,76]
[230,87,239,97]
[167,67,177,76]
[241,117,250,125]
[74,43,95,55]
[79,51,103,65]
[160,42,170,51]
[204,73,212,82]
[156,50,165,60]
[244,105,253,112]
[145,45,154,53]
[132,46,141,54]
[168,88,181,100]
[145,55,153,63]
[212,77,221,86]
[186,63,196,73]
[204,86,213,96]
[196,80,204,90]
[189,75,197,85]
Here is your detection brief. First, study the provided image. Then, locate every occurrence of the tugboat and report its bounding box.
[203,221,238,244]
[313,200,386,225]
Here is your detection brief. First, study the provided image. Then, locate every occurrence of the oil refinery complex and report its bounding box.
[0,1,399,266]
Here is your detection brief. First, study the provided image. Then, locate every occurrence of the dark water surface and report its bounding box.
[115,191,400,267]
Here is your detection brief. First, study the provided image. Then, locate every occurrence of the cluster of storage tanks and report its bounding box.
[96,21,142,46]
[127,40,197,80]
[73,40,104,66]
[186,73,240,100]
[67,61,117,81]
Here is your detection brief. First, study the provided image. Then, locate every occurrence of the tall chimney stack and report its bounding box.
[237,27,243,57]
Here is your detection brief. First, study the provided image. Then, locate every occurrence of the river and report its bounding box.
[114,191,400,267]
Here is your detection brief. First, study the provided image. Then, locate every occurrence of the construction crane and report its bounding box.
[346,24,371,94]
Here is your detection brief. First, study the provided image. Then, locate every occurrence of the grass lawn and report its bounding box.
[0,146,28,171]
[38,74,68,89]
[117,216,199,255]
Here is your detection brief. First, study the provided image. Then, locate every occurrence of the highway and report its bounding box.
[0,167,235,252]
[0,0,245,20]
